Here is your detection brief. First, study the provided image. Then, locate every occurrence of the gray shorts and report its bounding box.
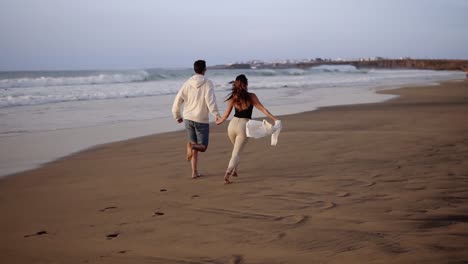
[184,120,209,147]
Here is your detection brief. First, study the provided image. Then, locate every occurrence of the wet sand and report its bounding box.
[1,80,467,263]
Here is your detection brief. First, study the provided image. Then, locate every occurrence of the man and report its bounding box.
[172,60,221,179]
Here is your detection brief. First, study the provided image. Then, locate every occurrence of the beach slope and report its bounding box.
[1,81,468,263]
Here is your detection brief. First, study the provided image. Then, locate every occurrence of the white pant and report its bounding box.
[227,117,249,172]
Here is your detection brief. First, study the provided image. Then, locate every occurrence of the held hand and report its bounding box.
[177,118,183,123]
[215,116,224,125]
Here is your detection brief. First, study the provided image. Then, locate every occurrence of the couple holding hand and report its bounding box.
[172,60,279,184]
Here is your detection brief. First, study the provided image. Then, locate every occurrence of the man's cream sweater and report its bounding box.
[172,74,220,123]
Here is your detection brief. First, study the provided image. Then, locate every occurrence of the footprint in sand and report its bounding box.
[106,232,119,240]
[322,201,336,209]
[403,186,426,191]
[153,211,165,216]
[275,232,286,240]
[441,143,456,148]
[267,232,286,243]
[228,254,244,264]
[99,206,117,212]
[362,181,375,187]
[191,195,199,198]
[277,215,308,225]
[379,241,409,254]
[337,191,350,197]
[24,230,48,238]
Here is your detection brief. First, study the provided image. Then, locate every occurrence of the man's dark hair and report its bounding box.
[194,60,206,74]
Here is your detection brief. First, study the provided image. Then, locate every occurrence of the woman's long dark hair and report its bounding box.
[225,74,252,110]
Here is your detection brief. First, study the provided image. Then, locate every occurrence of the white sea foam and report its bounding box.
[0,67,463,108]
[0,80,185,108]
[0,70,150,89]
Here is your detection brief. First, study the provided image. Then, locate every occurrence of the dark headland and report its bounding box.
[210,58,468,71]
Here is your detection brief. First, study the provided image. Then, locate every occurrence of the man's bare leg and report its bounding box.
[191,149,200,178]
[191,144,207,152]
[187,142,193,161]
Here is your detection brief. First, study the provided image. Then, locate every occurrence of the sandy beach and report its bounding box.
[1,80,467,263]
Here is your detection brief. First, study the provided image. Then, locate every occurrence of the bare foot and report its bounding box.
[232,171,238,177]
[186,142,193,161]
[192,170,201,179]
[224,170,232,184]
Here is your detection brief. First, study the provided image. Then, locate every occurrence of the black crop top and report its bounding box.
[234,104,254,119]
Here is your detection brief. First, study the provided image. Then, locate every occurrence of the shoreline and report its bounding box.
[0,76,463,178]
[1,80,467,263]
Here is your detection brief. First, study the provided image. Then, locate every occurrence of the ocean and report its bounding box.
[0,66,464,177]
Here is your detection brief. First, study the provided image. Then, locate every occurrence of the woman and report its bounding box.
[216,74,278,184]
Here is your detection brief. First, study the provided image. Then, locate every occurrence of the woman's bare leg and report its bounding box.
[225,118,248,183]
[224,169,232,184]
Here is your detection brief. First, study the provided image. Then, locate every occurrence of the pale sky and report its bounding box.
[0,0,467,71]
